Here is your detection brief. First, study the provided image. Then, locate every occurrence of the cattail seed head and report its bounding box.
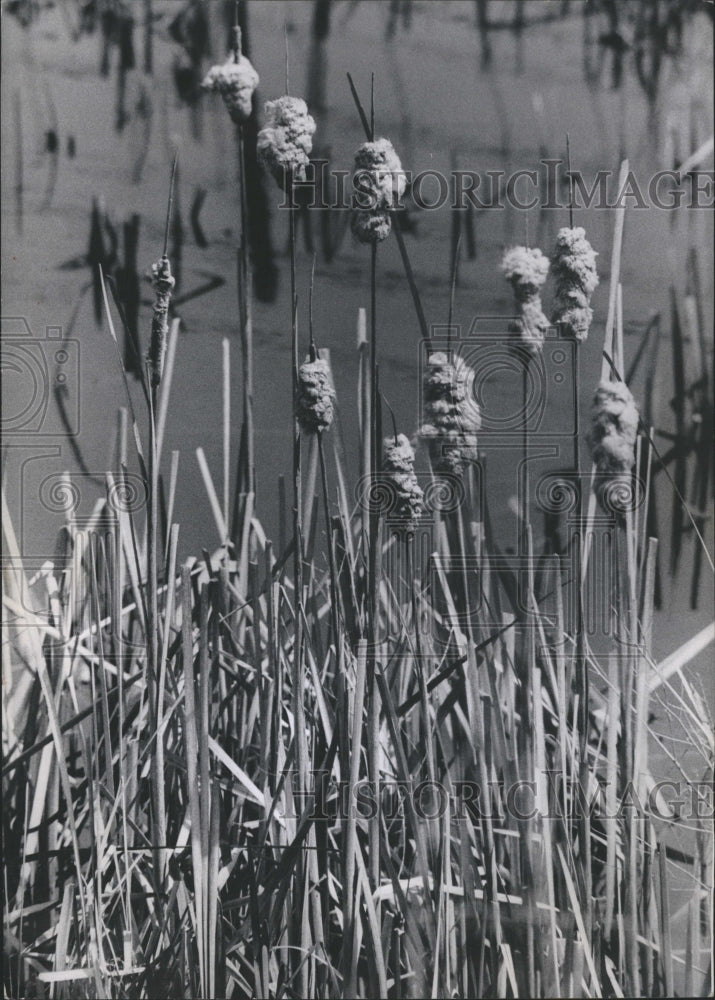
[501,246,550,356]
[501,246,550,301]
[201,53,259,124]
[257,96,316,186]
[420,353,480,476]
[353,139,407,208]
[147,255,175,388]
[351,208,392,244]
[551,226,599,342]
[587,379,639,472]
[380,434,424,534]
[382,433,417,474]
[587,379,639,514]
[296,357,335,433]
[351,138,405,244]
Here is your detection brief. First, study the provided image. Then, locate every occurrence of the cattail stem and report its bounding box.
[367,240,381,903]
[289,183,305,765]
[237,124,255,499]
[146,381,166,902]
[288,176,308,994]
[573,337,591,933]
[318,433,342,672]
[522,359,530,555]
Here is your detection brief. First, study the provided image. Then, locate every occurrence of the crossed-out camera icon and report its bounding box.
[1,317,80,435]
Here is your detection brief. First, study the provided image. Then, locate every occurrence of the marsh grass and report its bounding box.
[2,87,714,1000]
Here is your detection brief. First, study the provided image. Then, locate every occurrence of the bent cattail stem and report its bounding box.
[551,226,599,342]
[586,378,639,514]
[147,255,175,388]
[351,138,406,244]
[500,245,550,355]
[296,357,335,433]
[419,352,480,476]
[201,51,259,125]
[381,434,424,534]
[257,96,316,187]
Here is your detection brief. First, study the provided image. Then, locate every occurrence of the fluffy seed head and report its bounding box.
[296,357,335,433]
[509,299,550,356]
[420,353,480,475]
[501,246,550,300]
[552,226,599,341]
[552,227,599,295]
[353,138,407,209]
[351,138,405,244]
[587,379,640,514]
[501,245,551,356]
[257,96,316,185]
[382,433,416,474]
[351,209,392,244]
[201,53,259,124]
[380,435,423,534]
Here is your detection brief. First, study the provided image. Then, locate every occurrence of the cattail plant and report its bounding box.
[551,225,599,341]
[587,377,640,512]
[296,356,335,433]
[257,96,316,186]
[500,245,550,355]
[258,78,318,996]
[146,254,175,388]
[201,46,258,124]
[380,433,424,533]
[351,137,406,243]
[419,351,480,475]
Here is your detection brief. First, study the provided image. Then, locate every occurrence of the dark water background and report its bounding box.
[1,1,713,972]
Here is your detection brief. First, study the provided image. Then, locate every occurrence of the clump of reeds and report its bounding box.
[419,351,481,474]
[551,225,599,341]
[257,96,316,185]
[351,137,406,243]
[3,51,713,1000]
[500,244,551,354]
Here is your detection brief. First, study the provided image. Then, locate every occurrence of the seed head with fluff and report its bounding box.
[500,246,551,356]
[587,379,640,515]
[551,226,599,342]
[257,96,316,185]
[501,246,550,301]
[381,434,424,534]
[351,138,406,244]
[296,357,335,433]
[201,53,259,124]
[419,353,480,476]
[587,379,639,473]
[147,255,175,388]
[351,209,392,245]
